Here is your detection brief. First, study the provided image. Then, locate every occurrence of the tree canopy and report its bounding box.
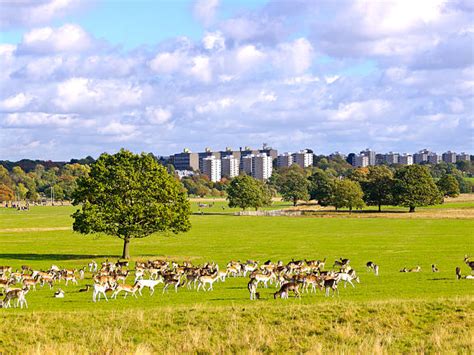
[226,175,272,210]
[360,166,394,211]
[72,149,191,259]
[330,179,365,212]
[437,174,460,198]
[276,166,309,206]
[393,165,442,212]
[308,169,334,206]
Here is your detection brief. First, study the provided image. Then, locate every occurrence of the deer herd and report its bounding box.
[0,255,472,308]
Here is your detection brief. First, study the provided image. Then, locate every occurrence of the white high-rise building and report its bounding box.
[360,148,376,166]
[442,151,456,164]
[353,154,369,167]
[221,156,239,178]
[277,153,293,168]
[292,149,313,168]
[385,152,399,165]
[414,149,430,164]
[252,154,273,180]
[399,154,413,165]
[202,156,221,182]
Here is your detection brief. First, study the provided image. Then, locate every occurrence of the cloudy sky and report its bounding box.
[0,0,473,160]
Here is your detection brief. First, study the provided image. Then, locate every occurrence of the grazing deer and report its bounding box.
[135,278,164,296]
[374,264,379,276]
[456,267,474,280]
[323,278,339,297]
[333,258,350,269]
[2,287,29,308]
[408,266,421,272]
[248,279,260,300]
[64,274,78,286]
[303,274,320,293]
[22,277,38,291]
[253,272,276,288]
[431,264,439,272]
[336,271,360,288]
[111,284,139,299]
[88,261,98,272]
[274,282,301,299]
[366,261,375,271]
[197,271,219,291]
[162,275,185,293]
[92,283,112,302]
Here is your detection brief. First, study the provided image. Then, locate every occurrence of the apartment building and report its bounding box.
[277,152,293,168]
[385,152,399,165]
[442,151,457,164]
[221,156,239,178]
[427,152,441,164]
[170,149,199,170]
[457,152,470,162]
[292,149,313,168]
[399,154,413,165]
[252,154,273,180]
[360,148,376,166]
[202,156,221,182]
[353,154,369,167]
[413,149,430,164]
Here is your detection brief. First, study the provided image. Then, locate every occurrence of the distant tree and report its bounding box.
[437,174,460,197]
[308,169,334,206]
[361,166,394,212]
[393,165,442,212]
[276,167,310,206]
[72,149,191,259]
[226,175,272,210]
[15,183,28,200]
[0,184,14,203]
[0,166,13,187]
[330,179,365,212]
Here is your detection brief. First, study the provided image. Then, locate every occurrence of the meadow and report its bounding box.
[0,198,473,353]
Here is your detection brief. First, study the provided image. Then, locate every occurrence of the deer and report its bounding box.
[463,256,474,273]
[92,283,112,302]
[252,271,276,288]
[323,278,339,297]
[408,266,421,272]
[88,261,98,272]
[456,267,474,280]
[111,284,139,299]
[64,274,78,286]
[162,274,185,293]
[431,264,439,273]
[303,274,321,293]
[79,285,91,292]
[366,261,376,271]
[248,278,260,300]
[197,271,219,291]
[2,287,29,308]
[333,258,350,268]
[54,289,65,298]
[274,282,301,299]
[336,270,360,288]
[135,278,164,296]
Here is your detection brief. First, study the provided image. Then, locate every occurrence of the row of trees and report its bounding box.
[0,164,89,204]
[270,164,459,212]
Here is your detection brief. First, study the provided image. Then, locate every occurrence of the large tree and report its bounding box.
[437,174,460,197]
[0,184,14,203]
[226,175,272,210]
[72,149,191,259]
[361,166,394,212]
[308,169,334,206]
[330,179,365,212]
[276,167,310,206]
[393,165,442,212]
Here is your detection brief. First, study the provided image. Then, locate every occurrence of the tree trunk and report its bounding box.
[378,202,381,212]
[409,206,415,213]
[349,206,352,214]
[122,237,130,259]
[293,197,297,206]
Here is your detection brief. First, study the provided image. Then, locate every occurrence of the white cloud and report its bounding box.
[19,24,95,54]
[146,107,172,124]
[274,38,313,75]
[3,112,79,127]
[203,31,225,52]
[0,93,33,111]
[330,100,392,121]
[193,0,219,27]
[235,45,265,72]
[189,56,212,83]
[149,51,185,74]
[195,98,234,114]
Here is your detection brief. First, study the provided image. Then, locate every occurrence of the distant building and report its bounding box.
[399,154,413,165]
[442,151,456,164]
[259,143,278,160]
[175,170,194,179]
[221,156,239,178]
[375,153,386,165]
[329,151,346,160]
[241,155,254,175]
[385,152,399,165]
[360,148,376,166]
[292,149,313,168]
[457,152,470,162]
[202,156,221,182]
[198,148,220,172]
[427,152,441,165]
[353,154,369,168]
[277,153,293,168]
[414,149,430,164]
[252,154,273,180]
[170,149,199,171]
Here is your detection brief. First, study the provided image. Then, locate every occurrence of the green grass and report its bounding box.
[0,204,473,352]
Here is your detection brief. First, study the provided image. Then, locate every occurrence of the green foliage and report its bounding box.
[276,166,310,206]
[393,165,442,212]
[330,179,365,211]
[308,169,334,206]
[437,174,460,197]
[71,149,191,259]
[361,166,394,211]
[0,184,14,202]
[226,175,272,210]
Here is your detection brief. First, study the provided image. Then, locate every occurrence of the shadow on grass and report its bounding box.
[0,253,114,261]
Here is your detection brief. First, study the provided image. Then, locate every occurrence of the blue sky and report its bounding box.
[0,0,472,160]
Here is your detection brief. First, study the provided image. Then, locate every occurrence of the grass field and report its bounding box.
[0,197,473,353]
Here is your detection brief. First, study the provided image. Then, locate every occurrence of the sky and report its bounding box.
[0,0,473,161]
